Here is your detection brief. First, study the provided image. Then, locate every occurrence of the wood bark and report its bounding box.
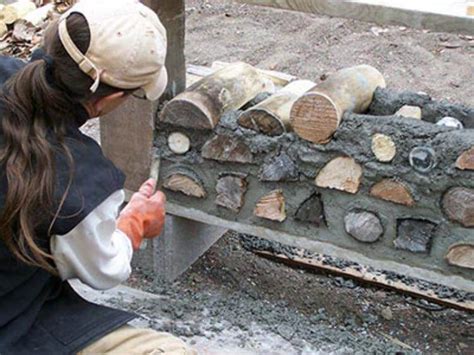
[254,189,286,222]
[239,80,315,136]
[315,157,363,194]
[163,171,206,198]
[1,1,36,25]
[160,62,272,130]
[211,60,296,87]
[143,0,186,99]
[446,244,474,269]
[201,135,253,164]
[370,179,415,206]
[290,65,385,144]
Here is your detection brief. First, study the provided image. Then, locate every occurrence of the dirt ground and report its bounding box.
[185,0,473,106]
[86,1,473,354]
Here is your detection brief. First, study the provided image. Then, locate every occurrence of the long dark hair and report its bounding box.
[0,14,126,274]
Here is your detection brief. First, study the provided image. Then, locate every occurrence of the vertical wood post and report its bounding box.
[100,0,186,191]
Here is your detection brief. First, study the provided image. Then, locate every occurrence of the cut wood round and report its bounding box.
[370,179,415,206]
[290,65,386,144]
[201,135,253,164]
[442,187,474,227]
[238,80,315,136]
[315,157,363,194]
[160,62,272,130]
[395,105,422,119]
[215,174,248,212]
[254,189,286,222]
[371,133,396,162]
[1,1,36,25]
[344,211,383,243]
[162,170,206,198]
[167,132,191,155]
[456,146,474,171]
[446,243,474,269]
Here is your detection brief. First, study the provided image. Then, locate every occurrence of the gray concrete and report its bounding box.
[150,215,227,282]
[240,0,474,35]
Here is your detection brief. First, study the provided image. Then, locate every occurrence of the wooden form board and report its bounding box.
[238,0,474,35]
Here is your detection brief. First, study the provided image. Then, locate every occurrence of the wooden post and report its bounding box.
[143,0,186,99]
[100,0,186,191]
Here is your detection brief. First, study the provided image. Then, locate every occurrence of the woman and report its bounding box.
[0,0,194,354]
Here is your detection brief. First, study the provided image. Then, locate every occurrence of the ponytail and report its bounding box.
[0,14,123,274]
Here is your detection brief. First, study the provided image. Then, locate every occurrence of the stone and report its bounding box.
[201,135,253,163]
[163,172,206,198]
[456,147,474,171]
[446,243,474,269]
[254,190,286,222]
[442,188,474,227]
[259,151,299,182]
[381,307,393,321]
[315,157,363,194]
[371,134,396,162]
[394,219,437,253]
[344,211,383,243]
[215,175,248,212]
[395,105,422,119]
[370,179,415,206]
[409,146,437,173]
[295,193,325,227]
[436,116,464,129]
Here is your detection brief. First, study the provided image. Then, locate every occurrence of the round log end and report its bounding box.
[160,95,215,130]
[238,109,285,136]
[290,92,340,144]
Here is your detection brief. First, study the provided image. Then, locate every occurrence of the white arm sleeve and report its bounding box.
[50,190,133,290]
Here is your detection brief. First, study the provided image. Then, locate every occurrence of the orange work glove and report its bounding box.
[117,179,166,250]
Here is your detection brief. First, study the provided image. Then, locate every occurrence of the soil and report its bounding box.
[184,0,473,106]
[126,232,474,354]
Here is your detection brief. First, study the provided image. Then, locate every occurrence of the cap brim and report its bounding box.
[143,67,168,101]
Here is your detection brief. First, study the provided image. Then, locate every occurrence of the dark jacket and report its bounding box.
[0,54,135,354]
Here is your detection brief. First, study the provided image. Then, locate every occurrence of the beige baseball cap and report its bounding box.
[58,0,168,101]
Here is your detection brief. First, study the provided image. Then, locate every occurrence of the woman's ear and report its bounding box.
[93,91,130,116]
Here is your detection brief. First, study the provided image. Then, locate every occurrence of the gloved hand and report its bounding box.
[117,179,166,250]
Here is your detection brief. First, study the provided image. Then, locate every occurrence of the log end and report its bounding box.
[254,189,286,222]
[446,243,474,269]
[238,109,285,136]
[160,95,215,130]
[290,92,340,144]
[163,172,207,198]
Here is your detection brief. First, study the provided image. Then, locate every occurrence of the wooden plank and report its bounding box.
[253,250,474,312]
[238,0,474,35]
[101,98,156,191]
